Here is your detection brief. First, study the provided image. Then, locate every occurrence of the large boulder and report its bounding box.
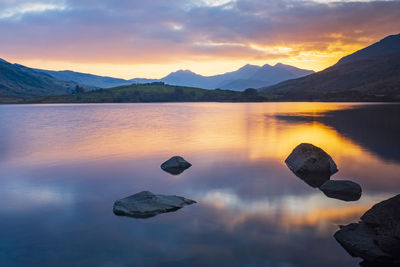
[361,194,400,255]
[285,143,338,187]
[161,156,192,175]
[335,223,392,262]
[334,194,400,265]
[113,191,196,218]
[319,180,362,201]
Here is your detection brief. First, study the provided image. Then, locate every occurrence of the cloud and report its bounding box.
[0,0,399,74]
[0,1,67,19]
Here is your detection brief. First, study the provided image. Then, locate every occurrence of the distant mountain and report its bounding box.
[161,70,213,88]
[159,63,314,91]
[35,69,131,88]
[1,58,312,95]
[33,62,313,91]
[260,33,400,101]
[217,79,270,91]
[129,78,159,84]
[0,59,80,97]
[35,69,160,88]
[248,63,313,84]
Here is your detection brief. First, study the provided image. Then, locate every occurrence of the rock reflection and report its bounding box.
[275,104,400,163]
[198,189,388,230]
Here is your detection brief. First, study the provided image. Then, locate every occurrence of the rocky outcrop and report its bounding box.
[334,194,400,265]
[285,143,338,187]
[113,191,196,218]
[161,156,192,175]
[319,180,362,201]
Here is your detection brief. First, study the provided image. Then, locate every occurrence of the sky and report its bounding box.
[0,0,399,79]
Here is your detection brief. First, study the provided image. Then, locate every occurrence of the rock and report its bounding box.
[161,156,192,175]
[319,180,362,201]
[334,194,400,264]
[285,143,338,187]
[334,223,392,262]
[113,191,196,218]
[361,194,400,239]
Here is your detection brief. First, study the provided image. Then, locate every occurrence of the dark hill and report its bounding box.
[0,59,79,97]
[338,34,400,65]
[28,83,269,103]
[261,33,400,101]
[35,69,131,89]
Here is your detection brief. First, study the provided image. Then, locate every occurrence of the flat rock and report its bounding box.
[334,194,400,264]
[285,143,338,187]
[113,191,196,218]
[161,156,192,175]
[319,180,362,201]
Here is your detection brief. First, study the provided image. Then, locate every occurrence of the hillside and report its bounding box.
[35,69,131,88]
[0,59,80,97]
[337,34,400,65]
[260,33,400,101]
[26,83,271,103]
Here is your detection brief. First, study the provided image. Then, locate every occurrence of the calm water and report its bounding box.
[0,103,399,267]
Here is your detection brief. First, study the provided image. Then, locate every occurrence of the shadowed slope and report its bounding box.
[261,33,400,101]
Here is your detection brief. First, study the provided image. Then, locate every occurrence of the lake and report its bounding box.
[0,102,399,266]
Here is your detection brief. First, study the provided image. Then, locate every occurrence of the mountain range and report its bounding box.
[35,63,313,91]
[0,59,313,97]
[261,33,400,101]
[160,63,314,91]
[1,32,399,101]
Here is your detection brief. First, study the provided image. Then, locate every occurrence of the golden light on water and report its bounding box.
[2,102,399,237]
[199,190,393,230]
[6,103,397,172]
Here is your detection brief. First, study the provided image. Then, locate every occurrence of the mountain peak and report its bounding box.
[0,58,9,63]
[274,63,287,67]
[240,64,258,69]
[175,69,196,74]
[262,64,272,68]
[236,64,260,74]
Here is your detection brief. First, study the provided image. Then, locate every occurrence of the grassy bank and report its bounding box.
[14,83,276,103]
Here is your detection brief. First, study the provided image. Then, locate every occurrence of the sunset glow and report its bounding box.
[1,0,399,78]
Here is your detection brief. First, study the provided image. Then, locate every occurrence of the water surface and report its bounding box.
[0,102,399,266]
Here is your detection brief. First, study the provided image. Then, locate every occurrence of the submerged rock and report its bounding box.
[334,194,400,265]
[285,143,338,187]
[113,191,196,218]
[161,156,192,175]
[319,180,362,201]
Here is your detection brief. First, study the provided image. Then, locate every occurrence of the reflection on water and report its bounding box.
[0,103,399,266]
[275,104,400,163]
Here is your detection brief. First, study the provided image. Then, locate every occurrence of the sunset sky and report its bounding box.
[1,0,400,79]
